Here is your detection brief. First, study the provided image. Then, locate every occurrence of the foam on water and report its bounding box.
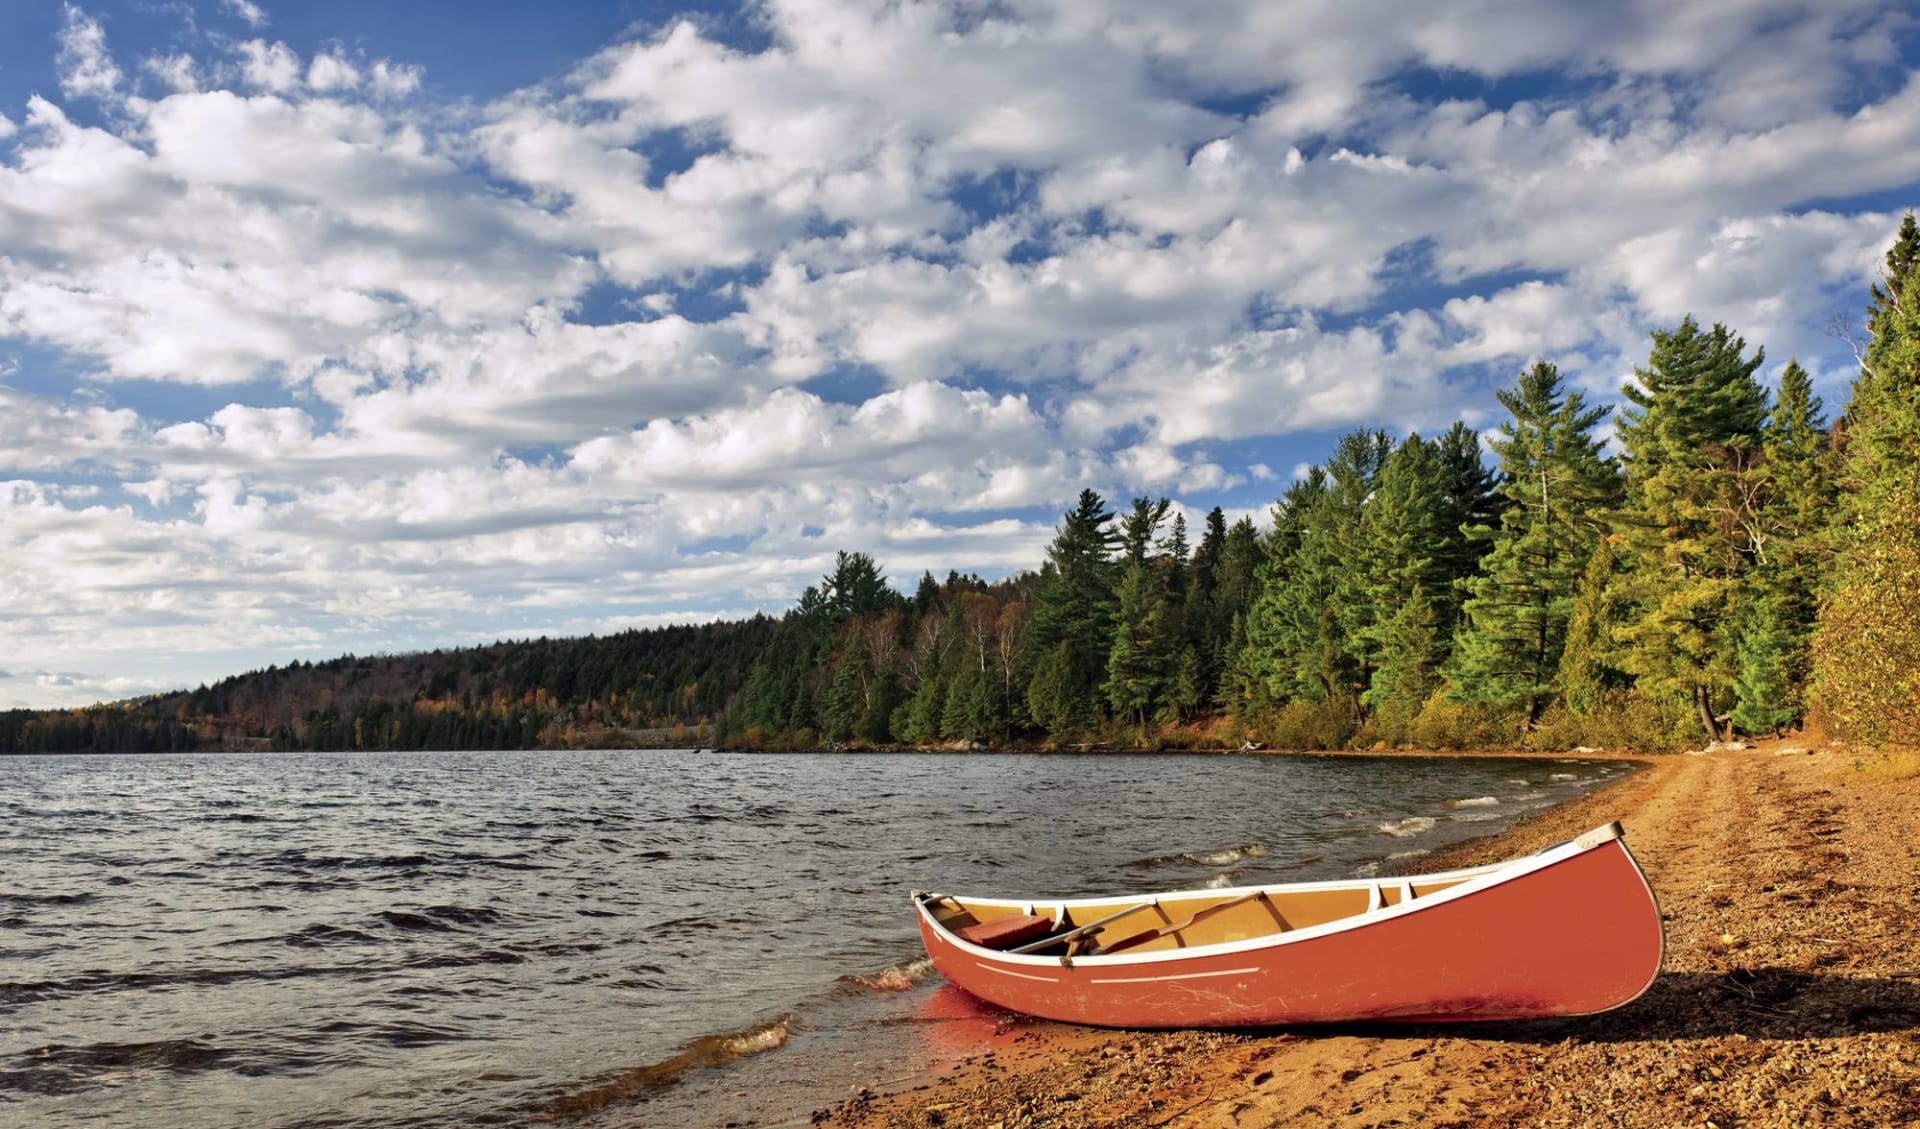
[837,958,935,993]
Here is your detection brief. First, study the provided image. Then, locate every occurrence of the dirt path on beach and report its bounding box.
[812,746,1920,1128]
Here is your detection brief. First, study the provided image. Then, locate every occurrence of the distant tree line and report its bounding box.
[3,619,778,754]
[7,213,1917,755]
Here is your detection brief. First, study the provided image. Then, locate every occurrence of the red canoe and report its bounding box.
[912,821,1661,1027]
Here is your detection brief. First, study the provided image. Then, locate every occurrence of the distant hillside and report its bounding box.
[1,617,781,754]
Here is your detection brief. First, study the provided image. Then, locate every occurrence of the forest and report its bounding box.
[5,213,1918,755]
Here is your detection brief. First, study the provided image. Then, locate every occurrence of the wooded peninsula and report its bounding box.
[8,214,1919,757]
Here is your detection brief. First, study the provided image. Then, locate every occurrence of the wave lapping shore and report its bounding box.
[815,743,1920,1129]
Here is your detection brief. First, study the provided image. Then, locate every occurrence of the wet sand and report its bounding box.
[812,743,1920,1128]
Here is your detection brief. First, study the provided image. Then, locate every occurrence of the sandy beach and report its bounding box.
[813,744,1920,1128]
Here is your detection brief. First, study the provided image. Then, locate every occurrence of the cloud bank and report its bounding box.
[2,0,1915,706]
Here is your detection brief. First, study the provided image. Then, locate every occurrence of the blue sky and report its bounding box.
[3,0,1918,707]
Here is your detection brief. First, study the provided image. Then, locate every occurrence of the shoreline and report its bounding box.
[809,740,1920,1129]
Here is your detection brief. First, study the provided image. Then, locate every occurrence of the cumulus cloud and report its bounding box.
[3,0,1917,706]
[56,4,122,101]
[222,0,268,29]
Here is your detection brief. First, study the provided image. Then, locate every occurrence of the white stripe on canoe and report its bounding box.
[977,963,1059,983]
[1089,966,1261,985]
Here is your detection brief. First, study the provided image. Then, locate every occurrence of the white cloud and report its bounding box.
[236,39,301,92]
[56,4,122,101]
[368,60,424,98]
[307,52,361,93]
[222,0,269,29]
[143,53,200,93]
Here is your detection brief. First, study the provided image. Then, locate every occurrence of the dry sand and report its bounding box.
[812,743,1920,1129]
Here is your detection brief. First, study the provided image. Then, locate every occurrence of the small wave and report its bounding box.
[1130,842,1270,868]
[10,1038,234,1088]
[421,904,506,927]
[0,891,97,907]
[1378,816,1436,839]
[1200,871,1246,889]
[316,1019,473,1048]
[379,910,456,933]
[838,958,935,992]
[1387,848,1430,860]
[1512,791,1548,801]
[1448,812,1502,823]
[283,923,381,947]
[538,1016,794,1118]
[1443,796,1499,809]
[1549,773,1578,781]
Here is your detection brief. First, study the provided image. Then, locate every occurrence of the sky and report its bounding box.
[3,0,1918,709]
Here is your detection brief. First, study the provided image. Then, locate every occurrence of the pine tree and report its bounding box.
[1024,640,1079,738]
[823,551,900,619]
[1611,317,1768,743]
[1183,507,1229,689]
[1105,560,1173,724]
[1353,434,1453,714]
[1117,496,1172,564]
[1246,432,1386,715]
[1022,491,1120,736]
[1449,362,1621,729]
[1364,584,1443,739]
[821,639,870,743]
[1733,359,1830,730]
[1558,539,1634,716]
[1731,592,1795,736]
[1432,420,1502,634]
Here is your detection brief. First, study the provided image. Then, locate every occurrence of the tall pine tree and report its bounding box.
[1449,362,1621,729]
[1611,318,1768,743]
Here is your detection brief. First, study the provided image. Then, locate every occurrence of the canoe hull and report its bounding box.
[915,833,1661,1028]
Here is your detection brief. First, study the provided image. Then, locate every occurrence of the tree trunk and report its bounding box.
[1695,685,1721,745]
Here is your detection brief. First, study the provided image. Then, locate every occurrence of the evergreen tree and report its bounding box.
[1558,539,1634,716]
[897,668,947,744]
[1432,420,1503,633]
[1117,496,1173,564]
[1449,362,1621,729]
[1104,560,1174,723]
[1022,490,1120,736]
[1364,584,1443,738]
[1611,317,1768,743]
[1353,434,1453,708]
[1733,360,1830,730]
[823,551,901,619]
[1161,511,1191,597]
[1731,592,1796,736]
[1246,432,1387,716]
[822,639,869,743]
[1024,640,1080,738]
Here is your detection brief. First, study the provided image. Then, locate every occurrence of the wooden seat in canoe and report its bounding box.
[954,912,1055,950]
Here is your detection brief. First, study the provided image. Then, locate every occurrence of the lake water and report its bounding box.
[0,749,1632,1127]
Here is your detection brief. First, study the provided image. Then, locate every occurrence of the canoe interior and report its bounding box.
[930,874,1474,956]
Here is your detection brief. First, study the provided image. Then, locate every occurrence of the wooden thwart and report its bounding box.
[1096,890,1283,955]
[1006,899,1162,954]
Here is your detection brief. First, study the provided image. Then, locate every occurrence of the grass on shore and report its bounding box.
[1852,748,1920,781]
